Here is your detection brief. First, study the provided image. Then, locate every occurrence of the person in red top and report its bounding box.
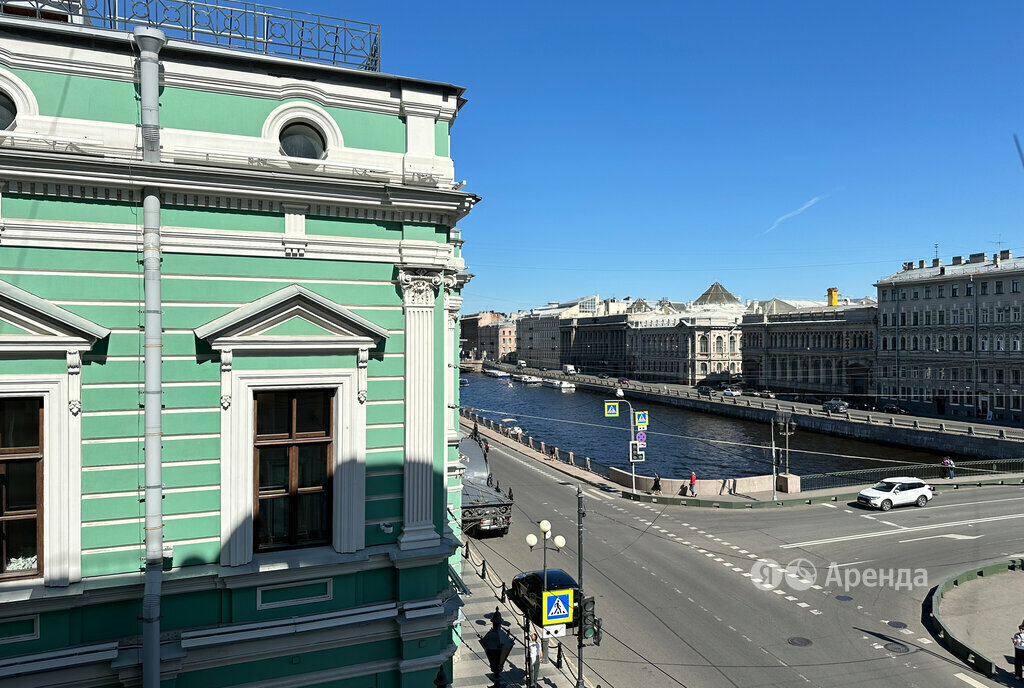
[689,471,697,497]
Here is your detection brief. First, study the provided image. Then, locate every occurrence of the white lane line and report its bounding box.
[879,520,905,528]
[820,503,838,508]
[899,533,985,543]
[832,560,873,568]
[953,672,994,687]
[781,513,1024,548]
[900,495,1024,512]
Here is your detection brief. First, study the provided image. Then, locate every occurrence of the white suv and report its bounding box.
[857,477,933,511]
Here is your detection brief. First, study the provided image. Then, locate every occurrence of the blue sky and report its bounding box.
[321,1,1024,314]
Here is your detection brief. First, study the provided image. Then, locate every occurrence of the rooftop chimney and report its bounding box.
[932,258,941,267]
[826,287,838,307]
[952,256,963,265]
[918,260,925,269]
[1000,249,1012,260]
[969,252,986,264]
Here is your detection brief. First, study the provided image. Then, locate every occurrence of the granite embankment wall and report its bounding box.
[564,379,1024,461]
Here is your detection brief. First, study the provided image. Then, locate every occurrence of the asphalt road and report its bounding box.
[469,437,1024,688]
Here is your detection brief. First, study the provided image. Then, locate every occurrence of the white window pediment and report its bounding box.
[194,284,388,353]
[0,279,110,354]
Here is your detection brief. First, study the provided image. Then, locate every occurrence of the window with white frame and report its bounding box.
[0,398,42,579]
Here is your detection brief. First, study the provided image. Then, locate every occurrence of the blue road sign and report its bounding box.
[636,430,647,443]
[604,401,619,417]
[543,589,575,625]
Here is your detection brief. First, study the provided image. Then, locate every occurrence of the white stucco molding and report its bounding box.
[0,278,110,353]
[194,284,389,352]
[0,66,40,120]
[219,369,365,567]
[0,375,80,588]
[262,101,344,153]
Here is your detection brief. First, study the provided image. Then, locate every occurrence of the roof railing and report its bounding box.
[2,0,381,70]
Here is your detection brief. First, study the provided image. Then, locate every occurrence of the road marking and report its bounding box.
[896,495,1024,512]
[585,489,611,501]
[917,637,932,644]
[953,672,993,688]
[820,503,838,508]
[781,513,1024,548]
[832,560,873,568]
[861,515,877,520]
[898,533,985,543]
[879,520,904,528]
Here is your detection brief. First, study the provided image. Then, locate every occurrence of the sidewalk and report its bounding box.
[937,564,1024,681]
[454,549,581,688]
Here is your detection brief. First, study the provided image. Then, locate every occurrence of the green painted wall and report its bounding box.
[11,68,138,124]
[434,120,450,157]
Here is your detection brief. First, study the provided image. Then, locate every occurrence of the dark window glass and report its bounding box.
[279,122,326,159]
[0,397,42,579]
[0,91,15,131]
[253,390,333,551]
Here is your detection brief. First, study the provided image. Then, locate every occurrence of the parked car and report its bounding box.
[508,568,580,628]
[597,373,610,379]
[759,390,776,399]
[881,403,909,415]
[822,398,849,413]
[723,388,742,397]
[743,389,761,397]
[696,385,715,396]
[857,477,933,511]
[617,377,630,384]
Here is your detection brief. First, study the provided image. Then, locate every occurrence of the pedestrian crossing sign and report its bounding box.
[634,410,649,425]
[604,402,619,417]
[543,589,574,625]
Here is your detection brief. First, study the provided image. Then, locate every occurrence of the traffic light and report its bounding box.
[593,617,603,646]
[629,441,645,463]
[580,595,597,639]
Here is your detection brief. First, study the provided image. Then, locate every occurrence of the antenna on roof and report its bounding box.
[934,243,939,260]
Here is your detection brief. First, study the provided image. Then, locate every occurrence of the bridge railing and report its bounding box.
[801,458,1024,491]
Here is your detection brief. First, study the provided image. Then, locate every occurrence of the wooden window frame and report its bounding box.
[0,398,43,581]
[253,390,334,552]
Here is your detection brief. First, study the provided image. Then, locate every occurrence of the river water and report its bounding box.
[459,373,945,480]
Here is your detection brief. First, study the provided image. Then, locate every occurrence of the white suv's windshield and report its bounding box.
[871,481,898,492]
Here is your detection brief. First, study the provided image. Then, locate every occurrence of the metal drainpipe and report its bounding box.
[133,26,166,688]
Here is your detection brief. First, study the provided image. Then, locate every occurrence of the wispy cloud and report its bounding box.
[763,195,828,235]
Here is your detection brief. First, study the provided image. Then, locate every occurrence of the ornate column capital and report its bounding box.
[398,268,443,307]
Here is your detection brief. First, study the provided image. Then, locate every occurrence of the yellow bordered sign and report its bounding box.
[542,589,574,625]
[604,402,619,417]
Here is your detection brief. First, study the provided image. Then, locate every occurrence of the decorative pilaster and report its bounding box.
[397,268,443,550]
[444,277,461,446]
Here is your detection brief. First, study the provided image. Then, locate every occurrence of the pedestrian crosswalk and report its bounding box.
[453,560,579,688]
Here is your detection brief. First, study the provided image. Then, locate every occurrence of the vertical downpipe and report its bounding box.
[134,26,166,688]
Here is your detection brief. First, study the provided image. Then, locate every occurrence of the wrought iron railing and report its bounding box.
[5,0,381,70]
[801,458,1024,491]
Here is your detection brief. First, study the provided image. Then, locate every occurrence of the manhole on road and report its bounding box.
[884,642,910,654]
[787,637,813,647]
[887,621,908,629]
[835,595,852,601]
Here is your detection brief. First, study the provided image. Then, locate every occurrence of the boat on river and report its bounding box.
[483,368,510,378]
[542,379,576,392]
[511,374,542,384]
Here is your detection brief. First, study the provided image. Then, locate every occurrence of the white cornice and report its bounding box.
[0,219,454,266]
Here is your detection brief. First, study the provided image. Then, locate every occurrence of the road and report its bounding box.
[468,436,1024,688]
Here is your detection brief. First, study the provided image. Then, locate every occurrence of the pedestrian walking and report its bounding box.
[528,632,542,686]
[484,440,490,458]
[689,471,697,497]
[652,472,662,494]
[473,421,479,440]
[1011,624,1024,680]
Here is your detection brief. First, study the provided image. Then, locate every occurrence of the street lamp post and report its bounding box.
[609,394,638,492]
[526,520,565,664]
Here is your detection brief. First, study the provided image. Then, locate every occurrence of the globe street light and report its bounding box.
[526,520,565,664]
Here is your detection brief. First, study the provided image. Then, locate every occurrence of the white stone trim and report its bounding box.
[221,369,365,567]
[0,218,455,268]
[0,375,81,587]
[255,578,333,610]
[262,102,344,153]
[0,67,40,120]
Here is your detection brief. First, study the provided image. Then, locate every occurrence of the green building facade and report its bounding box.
[0,6,475,687]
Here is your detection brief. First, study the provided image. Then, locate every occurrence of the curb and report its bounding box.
[928,558,1024,677]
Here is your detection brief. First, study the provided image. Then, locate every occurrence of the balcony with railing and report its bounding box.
[2,0,381,70]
